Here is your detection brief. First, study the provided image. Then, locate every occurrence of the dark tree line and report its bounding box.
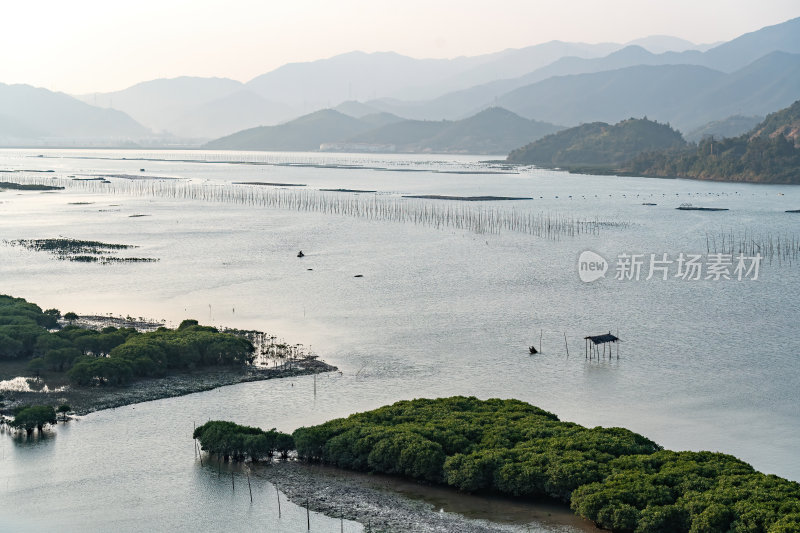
[625,134,800,184]
[8,405,57,436]
[193,421,294,462]
[289,397,800,533]
[622,99,800,184]
[1,294,254,387]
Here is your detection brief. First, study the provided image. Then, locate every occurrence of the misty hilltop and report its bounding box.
[507,118,686,168]
[205,107,562,155]
[1,16,800,147]
[0,83,150,145]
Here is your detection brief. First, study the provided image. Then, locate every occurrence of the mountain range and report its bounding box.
[205,107,562,154]
[1,16,799,148]
[366,16,800,124]
[0,83,150,145]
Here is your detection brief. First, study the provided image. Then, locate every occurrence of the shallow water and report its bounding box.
[1,149,799,530]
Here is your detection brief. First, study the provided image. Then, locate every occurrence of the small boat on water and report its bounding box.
[529,346,538,354]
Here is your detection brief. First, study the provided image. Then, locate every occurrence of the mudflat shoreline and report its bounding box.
[254,461,601,533]
[3,359,336,416]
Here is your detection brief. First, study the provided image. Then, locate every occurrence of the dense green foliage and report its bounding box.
[293,397,659,488]
[292,397,800,533]
[57,404,71,421]
[193,421,294,462]
[623,100,800,184]
[625,134,800,184]
[507,118,686,167]
[11,405,57,434]
[66,325,254,385]
[0,294,254,386]
[571,450,800,533]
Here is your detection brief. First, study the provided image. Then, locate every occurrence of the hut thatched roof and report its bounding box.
[584,333,620,345]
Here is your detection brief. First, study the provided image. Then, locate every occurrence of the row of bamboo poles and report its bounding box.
[706,229,800,263]
[227,330,310,369]
[16,174,623,239]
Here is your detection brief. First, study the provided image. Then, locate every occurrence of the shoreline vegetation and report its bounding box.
[196,398,800,533]
[0,294,336,417]
[7,358,334,416]
[506,100,800,185]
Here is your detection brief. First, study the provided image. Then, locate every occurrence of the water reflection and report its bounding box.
[11,429,57,449]
[0,150,798,531]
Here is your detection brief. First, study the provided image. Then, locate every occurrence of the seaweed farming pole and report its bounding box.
[12,173,621,240]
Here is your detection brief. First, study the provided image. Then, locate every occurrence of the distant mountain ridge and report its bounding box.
[76,77,297,139]
[367,17,800,124]
[206,107,562,154]
[204,109,373,151]
[498,64,725,131]
[685,115,764,143]
[348,107,563,154]
[78,76,244,132]
[61,29,724,137]
[3,16,800,146]
[492,51,800,132]
[0,83,150,144]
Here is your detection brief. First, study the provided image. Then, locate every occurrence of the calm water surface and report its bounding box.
[1,149,799,531]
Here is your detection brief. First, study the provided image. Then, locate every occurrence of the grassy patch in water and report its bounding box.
[0,181,64,191]
[4,238,158,264]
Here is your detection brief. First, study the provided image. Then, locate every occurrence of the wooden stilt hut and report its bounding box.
[584,332,621,359]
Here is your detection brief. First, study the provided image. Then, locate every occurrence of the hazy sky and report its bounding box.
[2,0,799,94]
